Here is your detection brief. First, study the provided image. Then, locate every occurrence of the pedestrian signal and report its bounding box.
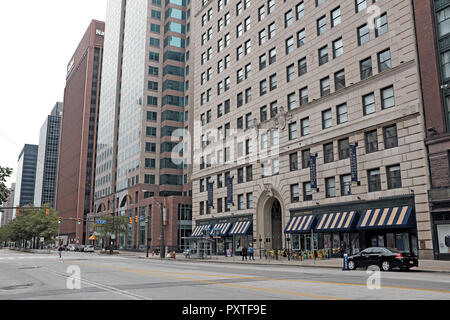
[58,217,62,224]
[46,208,50,216]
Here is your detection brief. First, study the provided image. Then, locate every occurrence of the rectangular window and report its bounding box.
[368,168,382,192]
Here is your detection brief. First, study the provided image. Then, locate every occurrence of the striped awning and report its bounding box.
[357,206,415,230]
[315,211,357,233]
[229,221,252,236]
[284,215,316,234]
[191,225,211,237]
[210,223,232,236]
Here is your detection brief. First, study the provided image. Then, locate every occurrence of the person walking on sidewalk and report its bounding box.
[248,245,255,260]
[58,245,64,259]
[242,247,248,261]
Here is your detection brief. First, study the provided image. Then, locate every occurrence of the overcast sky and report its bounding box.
[0,0,107,187]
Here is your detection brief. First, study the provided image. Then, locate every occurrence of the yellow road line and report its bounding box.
[67,260,450,297]
[68,261,345,300]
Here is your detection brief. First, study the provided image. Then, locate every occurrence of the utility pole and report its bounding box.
[110,189,116,255]
[160,200,165,259]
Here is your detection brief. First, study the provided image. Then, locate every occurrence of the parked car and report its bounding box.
[348,247,418,271]
[84,245,94,253]
[76,245,85,252]
[67,244,76,252]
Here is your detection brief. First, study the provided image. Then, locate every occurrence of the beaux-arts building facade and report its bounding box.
[191,0,435,259]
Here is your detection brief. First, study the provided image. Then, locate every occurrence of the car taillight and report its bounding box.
[396,253,403,259]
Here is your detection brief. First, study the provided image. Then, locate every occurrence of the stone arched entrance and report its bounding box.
[256,188,285,251]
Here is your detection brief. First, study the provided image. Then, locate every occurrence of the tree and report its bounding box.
[95,215,130,245]
[0,166,13,205]
[0,205,59,248]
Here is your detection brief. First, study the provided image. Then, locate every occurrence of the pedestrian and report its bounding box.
[248,245,255,260]
[58,245,63,259]
[242,247,248,261]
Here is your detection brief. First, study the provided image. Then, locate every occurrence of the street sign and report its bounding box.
[96,220,107,225]
[139,216,145,221]
[40,237,45,242]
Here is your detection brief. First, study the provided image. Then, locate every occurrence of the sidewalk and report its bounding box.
[118,251,450,274]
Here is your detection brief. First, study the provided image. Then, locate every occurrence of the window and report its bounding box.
[337,103,348,124]
[325,177,336,198]
[297,29,306,47]
[286,36,294,55]
[324,142,334,163]
[270,101,278,118]
[290,153,298,171]
[333,38,343,58]
[381,86,395,109]
[260,79,267,96]
[289,122,298,140]
[317,16,327,35]
[300,87,308,105]
[301,118,310,136]
[331,7,341,27]
[287,64,295,82]
[341,174,352,196]
[246,165,253,181]
[303,182,312,201]
[247,193,254,209]
[375,13,388,37]
[260,105,268,122]
[269,74,277,90]
[321,77,331,97]
[356,0,367,13]
[360,57,373,80]
[363,93,376,115]
[437,6,450,38]
[259,29,266,45]
[302,149,311,169]
[258,5,265,21]
[322,109,333,129]
[269,47,277,64]
[268,22,276,39]
[378,49,392,72]
[358,24,370,46]
[383,124,398,149]
[285,10,293,28]
[319,46,328,65]
[334,70,346,90]
[238,194,245,210]
[296,2,304,20]
[387,165,402,190]
[365,130,378,153]
[368,168,382,192]
[288,92,297,111]
[291,184,300,202]
[259,54,267,70]
[298,57,307,76]
[338,138,350,160]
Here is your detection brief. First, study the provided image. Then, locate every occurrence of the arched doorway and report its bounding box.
[271,200,283,250]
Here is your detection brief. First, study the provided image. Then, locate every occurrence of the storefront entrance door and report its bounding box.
[271,200,282,250]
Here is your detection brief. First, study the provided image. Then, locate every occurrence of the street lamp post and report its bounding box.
[153,199,165,259]
[110,190,116,255]
[259,235,263,259]
[146,208,152,258]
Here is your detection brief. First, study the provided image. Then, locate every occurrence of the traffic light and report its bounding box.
[16,206,20,215]
[129,217,133,224]
[46,208,50,216]
[78,218,81,225]
[58,217,62,224]
[135,216,138,223]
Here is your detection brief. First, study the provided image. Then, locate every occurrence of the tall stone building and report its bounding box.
[55,20,105,245]
[413,0,450,260]
[190,0,434,259]
[90,0,192,252]
[1,183,15,226]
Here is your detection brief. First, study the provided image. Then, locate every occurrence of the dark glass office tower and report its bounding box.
[13,144,39,216]
[34,102,63,208]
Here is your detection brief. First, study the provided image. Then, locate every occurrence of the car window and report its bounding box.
[361,248,373,254]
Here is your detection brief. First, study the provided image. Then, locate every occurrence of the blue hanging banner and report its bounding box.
[207,182,214,208]
[310,155,317,189]
[227,177,234,204]
[350,144,358,183]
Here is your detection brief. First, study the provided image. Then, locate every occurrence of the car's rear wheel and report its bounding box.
[348,260,356,270]
[381,261,391,271]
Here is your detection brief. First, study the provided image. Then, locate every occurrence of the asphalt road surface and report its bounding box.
[1,249,449,300]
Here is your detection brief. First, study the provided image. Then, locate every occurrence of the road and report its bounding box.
[1,249,450,300]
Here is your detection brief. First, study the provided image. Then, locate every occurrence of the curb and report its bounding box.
[135,256,450,274]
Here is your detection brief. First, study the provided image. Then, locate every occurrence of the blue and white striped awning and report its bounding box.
[357,206,414,230]
[229,221,252,236]
[315,211,357,233]
[210,223,232,236]
[191,225,212,237]
[284,215,315,234]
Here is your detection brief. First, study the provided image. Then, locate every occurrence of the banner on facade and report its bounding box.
[350,144,358,183]
[207,182,214,208]
[227,177,234,204]
[310,155,317,189]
